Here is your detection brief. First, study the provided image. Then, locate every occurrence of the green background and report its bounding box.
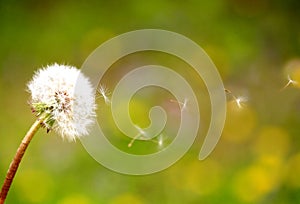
[1,0,300,203]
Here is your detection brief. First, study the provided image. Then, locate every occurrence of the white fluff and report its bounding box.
[27,63,96,141]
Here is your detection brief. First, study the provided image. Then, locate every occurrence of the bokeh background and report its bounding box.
[1,0,300,203]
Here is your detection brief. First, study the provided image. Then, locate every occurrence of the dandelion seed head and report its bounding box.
[27,63,96,141]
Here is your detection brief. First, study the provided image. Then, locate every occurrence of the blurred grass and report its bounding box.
[1,0,300,203]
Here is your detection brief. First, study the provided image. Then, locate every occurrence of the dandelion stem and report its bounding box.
[0,117,44,204]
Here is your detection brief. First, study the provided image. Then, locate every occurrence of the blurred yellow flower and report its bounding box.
[169,159,221,195]
[285,153,300,188]
[15,169,54,203]
[110,193,144,204]
[252,126,290,158]
[58,194,92,204]
[233,160,281,203]
[223,103,257,143]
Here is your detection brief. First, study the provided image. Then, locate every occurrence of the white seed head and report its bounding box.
[27,63,96,141]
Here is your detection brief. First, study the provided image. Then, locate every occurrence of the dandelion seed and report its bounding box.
[153,134,168,148]
[134,124,147,137]
[235,97,242,108]
[158,135,163,147]
[170,98,188,111]
[128,133,141,148]
[97,84,111,105]
[225,89,247,109]
[224,88,232,95]
[128,125,147,147]
[235,97,247,109]
[181,98,188,110]
[280,75,298,91]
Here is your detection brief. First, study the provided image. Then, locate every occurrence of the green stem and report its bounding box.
[0,118,44,204]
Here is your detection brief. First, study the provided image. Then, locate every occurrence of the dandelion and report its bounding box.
[280,75,298,91]
[0,63,96,203]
